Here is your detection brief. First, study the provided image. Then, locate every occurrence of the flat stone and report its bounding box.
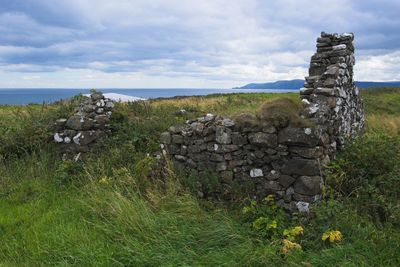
[216,126,232,144]
[222,118,235,127]
[278,127,318,147]
[55,119,67,126]
[172,134,184,144]
[91,92,104,101]
[231,132,247,145]
[296,201,310,213]
[54,133,63,143]
[248,132,277,147]
[294,176,322,195]
[265,181,282,191]
[66,115,94,131]
[300,87,314,95]
[281,159,320,176]
[79,130,104,145]
[105,101,114,108]
[315,87,335,96]
[160,132,171,145]
[250,168,263,178]
[191,122,205,135]
[210,154,225,162]
[216,162,227,171]
[289,146,323,159]
[278,175,296,187]
[94,114,109,125]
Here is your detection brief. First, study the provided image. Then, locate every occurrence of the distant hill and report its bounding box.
[235,79,400,89]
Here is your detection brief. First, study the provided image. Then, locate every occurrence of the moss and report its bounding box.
[234,97,312,129]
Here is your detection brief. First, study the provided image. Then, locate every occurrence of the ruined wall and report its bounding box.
[54,92,114,160]
[160,32,364,212]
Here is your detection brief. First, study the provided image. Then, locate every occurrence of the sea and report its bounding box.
[0,88,297,105]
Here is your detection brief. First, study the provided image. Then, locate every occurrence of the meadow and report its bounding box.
[0,88,399,266]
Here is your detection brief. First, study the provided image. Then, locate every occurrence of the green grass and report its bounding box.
[0,89,399,266]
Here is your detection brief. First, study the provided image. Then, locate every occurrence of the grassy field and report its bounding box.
[0,89,399,266]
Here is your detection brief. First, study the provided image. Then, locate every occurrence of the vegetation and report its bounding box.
[0,89,399,266]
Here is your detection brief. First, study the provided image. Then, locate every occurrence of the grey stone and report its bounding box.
[55,119,67,126]
[216,162,228,171]
[222,118,235,127]
[294,176,322,195]
[296,201,310,213]
[66,115,94,131]
[216,126,231,144]
[94,115,109,125]
[231,132,247,145]
[281,159,320,176]
[54,133,64,143]
[248,132,277,147]
[250,168,263,178]
[278,127,318,147]
[91,92,104,101]
[160,132,171,145]
[172,134,184,144]
[278,175,296,187]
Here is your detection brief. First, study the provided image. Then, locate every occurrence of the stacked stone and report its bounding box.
[54,92,114,160]
[160,32,365,212]
[161,114,326,212]
[300,32,364,154]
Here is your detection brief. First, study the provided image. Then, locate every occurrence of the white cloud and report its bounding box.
[0,0,399,87]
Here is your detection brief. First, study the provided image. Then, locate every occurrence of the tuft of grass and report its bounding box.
[234,97,312,129]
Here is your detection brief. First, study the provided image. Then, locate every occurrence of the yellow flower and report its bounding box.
[264,194,275,204]
[283,226,304,240]
[281,239,302,254]
[99,176,109,184]
[252,217,267,230]
[267,220,277,230]
[322,230,343,243]
[242,206,252,215]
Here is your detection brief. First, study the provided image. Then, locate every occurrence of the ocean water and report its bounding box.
[0,88,297,105]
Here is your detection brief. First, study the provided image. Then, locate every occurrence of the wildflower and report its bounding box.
[322,230,343,243]
[283,226,304,240]
[264,194,275,204]
[267,220,277,230]
[281,239,302,254]
[242,206,252,215]
[99,176,109,184]
[252,217,267,230]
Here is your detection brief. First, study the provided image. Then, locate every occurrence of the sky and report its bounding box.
[0,0,400,88]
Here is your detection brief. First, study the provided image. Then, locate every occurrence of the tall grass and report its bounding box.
[0,88,400,266]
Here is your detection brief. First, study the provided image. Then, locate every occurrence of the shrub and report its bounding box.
[326,133,400,225]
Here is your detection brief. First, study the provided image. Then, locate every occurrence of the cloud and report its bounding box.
[0,0,399,87]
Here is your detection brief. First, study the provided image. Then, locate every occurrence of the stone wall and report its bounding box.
[160,32,364,212]
[54,92,114,160]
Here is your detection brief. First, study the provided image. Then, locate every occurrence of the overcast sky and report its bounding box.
[0,0,399,88]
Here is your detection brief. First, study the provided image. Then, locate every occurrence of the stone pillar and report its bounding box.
[53,92,114,160]
[300,32,364,154]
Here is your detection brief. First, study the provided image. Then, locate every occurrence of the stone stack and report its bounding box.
[160,32,365,212]
[54,92,114,160]
[301,32,364,153]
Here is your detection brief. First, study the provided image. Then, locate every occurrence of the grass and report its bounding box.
[0,88,399,266]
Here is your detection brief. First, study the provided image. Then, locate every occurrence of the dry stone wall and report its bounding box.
[160,32,364,212]
[54,92,114,160]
